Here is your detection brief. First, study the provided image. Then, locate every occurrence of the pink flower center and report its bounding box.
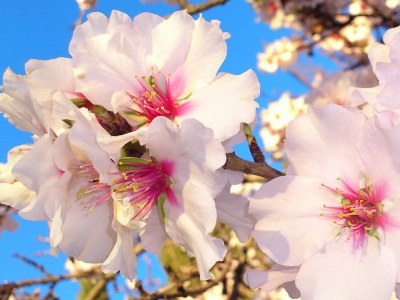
[125,71,191,124]
[113,157,176,221]
[321,178,387,248]
[71,163,112,211]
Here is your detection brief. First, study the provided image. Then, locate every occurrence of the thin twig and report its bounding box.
[0,270,102,297]
[86,273,116,300]
[180,0,229,15]
[139,252,233,300]
[13,254,52,277]
[224,152,284,180]
[243,124,266,163]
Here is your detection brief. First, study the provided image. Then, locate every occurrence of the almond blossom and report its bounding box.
[249,104,400,299]
[0,10,262,284]
[308,66,377,108]
[246,264,300,300]
[259,93,307,160]
[11,99,229,279]
[351,25,400,128]
[257,38,299,73]
[0,145,36,218]
[0,58,78,137]
[70,10,259,142]
[96,116,228,280]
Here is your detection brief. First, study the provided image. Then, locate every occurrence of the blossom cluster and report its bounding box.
[0,10,259,280]
[4,6,400,300]
[251,0,399,73]
[259,66,377,163]
[259,93,307,160]
[247,25,400,299]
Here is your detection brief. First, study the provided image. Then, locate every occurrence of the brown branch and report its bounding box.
[228,261,245,300]
[224,152,284,180]
[13,254,52,277]
[138,251,233,300]
[180,0,229,15]
[86,273,115,300]
[0,269,108,298]
[243,124,266,164]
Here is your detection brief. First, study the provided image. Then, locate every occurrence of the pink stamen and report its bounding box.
[321,178,387,249]
[125,71,191,123]
[113,158,176,220]
[72,163,112,211]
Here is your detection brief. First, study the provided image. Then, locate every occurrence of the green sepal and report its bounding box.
[179,92,192,101]
[121,139,147,158]
[123,110,147,125]
[91,105,107,115]
[62,119,73,127]
[368,225,377,237]
[71,98,87,107]
[118,156,148,171]
[157,194,167,224]
[243,123,253,144]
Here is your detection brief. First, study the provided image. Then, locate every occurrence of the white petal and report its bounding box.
[58,196,116,263]
[215,187,255,242]
[150,11,194,74]
[13,135,60,220]
[349,86,381,107]
[103,220,137,280]
[0,182,35,211]
[24,58,75,97]
[178,15,227,93]
[178,70,259,142]
[0,145,35,211]
[73,32,142,111]
[381,200,400,282]
[70,11,133,55]
[139,117,226,197]
[140,208,168,255]
[368,43,390,76]
[165,202,226,280]
[357,119,400,193]
[132,12,164,53]
[69,108,117,183]
[296,238,396,300]
[250,175,338,266]
[245,264,299,293]
[97,130,138,157]
[285,105,365,185]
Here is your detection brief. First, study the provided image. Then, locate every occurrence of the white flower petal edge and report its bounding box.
[215,185,255,243]
[71,115,228,280]
[350,26,400,128]
[0,58,75,136]
[250,175,338,266]
[12,134,61,221]
[244,264,300,298]
[296,239,396,300]
[176,70,260,142]
[132,117,227,280]
[0,145,35,211]
[285,104,365,184]
[250,104,400,299]
[102,219,137,280]
[71,10,259,142]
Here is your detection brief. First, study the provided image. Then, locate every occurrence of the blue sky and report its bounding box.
[0,0,308,298]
